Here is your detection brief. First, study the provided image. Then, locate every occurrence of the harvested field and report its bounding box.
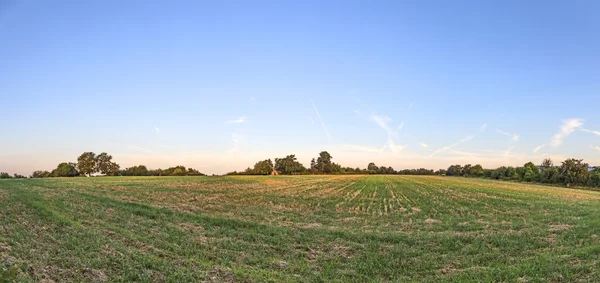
[1,175,600,281]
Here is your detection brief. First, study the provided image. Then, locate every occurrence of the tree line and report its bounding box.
[11,151,206,178]
[447,158,600,188]
[2,150,598,188]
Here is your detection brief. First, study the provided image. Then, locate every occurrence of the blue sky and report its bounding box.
[1,0,599,174]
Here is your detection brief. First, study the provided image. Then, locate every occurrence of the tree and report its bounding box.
[31,170,51,178]
[274,155,305,174]
[559,158,589,186]
[523,167,535,182]
[172,168,185,176]
[51,162,79,177]
[0,172,11,179]
[77,152,97,177]
[96,152,120,176]
[252,159,274,175]
[316,151,333,173]
[541,158,553,169]
[447,165,463,176]
[310,158,317,174]
[470,164,484,177]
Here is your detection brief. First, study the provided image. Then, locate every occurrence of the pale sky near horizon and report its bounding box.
[1,0,599,175]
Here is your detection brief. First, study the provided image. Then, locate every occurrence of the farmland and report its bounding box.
[1,176,600,282]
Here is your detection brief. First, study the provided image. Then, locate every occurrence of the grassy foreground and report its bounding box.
[1,175,600,282]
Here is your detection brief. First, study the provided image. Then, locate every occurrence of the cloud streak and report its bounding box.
[533,144,545,153]
[550,119,583,147]
[226,116,246,124]
[428,135,474,157]
[496,129,519,141]
[480,124,488,132]
[371,114,406,153]
[154,126,160,133]
[310,99,332,141]
[581,128,600,136]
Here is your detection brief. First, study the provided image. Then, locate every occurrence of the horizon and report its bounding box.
[1,0,599,175]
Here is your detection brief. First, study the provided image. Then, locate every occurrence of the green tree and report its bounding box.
[51,162,79,177]
[31,170,51,178]
[0,172,11,179]
[252,159,274,175]
[274,155,305,174]
[316,151,333,173]
[470,164,484,177]
[96,152,120,176]
[77,152,97,177]
[559,158,589,186]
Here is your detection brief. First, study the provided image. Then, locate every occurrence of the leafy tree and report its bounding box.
[252,159,274,175]
[470,164,484,177]
[274,155,305,174]
[172,168,185,176]
[96,152,120,176]
[51,162,79,177]
[316,151,333,173]
[447,165,463,176]
[0,172,12,179]
[559,158,589,186]
[31,170,51,178]
[523,167,535,182]
[77,152,97,177]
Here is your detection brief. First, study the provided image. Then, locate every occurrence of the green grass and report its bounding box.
[1,175,600,282]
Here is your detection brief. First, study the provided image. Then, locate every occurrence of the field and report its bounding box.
[1,176,600,282]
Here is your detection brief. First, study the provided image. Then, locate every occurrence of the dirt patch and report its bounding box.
[204,267,237,282]
[82,268,107,282]
[411,207,421,213]
[424,219,442,225]
[549,224,571,232]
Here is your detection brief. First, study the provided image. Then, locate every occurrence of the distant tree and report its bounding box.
[367,162,378,172]
[172,168,185,176]
[589,167,600,187]
[541,158,554,169]
[310,158,317,174]
[0,172,12,179]
[96,152,120,176]
[470,164,484,177]
[463,164,473,176]
[252,159,274,175]
[31,170,51,178]
[51,162,79,177]
[447,165,463,176]
[77,152,97,177]
[274,155,305,174]
[559,158,589,186]
[316,151,333,173]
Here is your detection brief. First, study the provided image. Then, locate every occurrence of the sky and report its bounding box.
[1,0,599,175]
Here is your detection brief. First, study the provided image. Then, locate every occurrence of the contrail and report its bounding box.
[310,98,332,141]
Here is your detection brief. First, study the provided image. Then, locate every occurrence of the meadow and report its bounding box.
[1,175,600,282]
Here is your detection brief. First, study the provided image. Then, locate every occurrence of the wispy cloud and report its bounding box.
[496,129,519,141]
[352,110,360,114]
[581,128,600,136]
[371,114,406,153]
[533,144,545,153]
[127,146,160,156]
[428,135,474,157]
[310,98,332,141]
[419,142,428,148]
[504,147,514,157]
[550,119,583,147]
[226,116,246,124]
[229,133,246,154]
[154,126,160,133]
[480,124,488,132]
[591,145,600,152]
